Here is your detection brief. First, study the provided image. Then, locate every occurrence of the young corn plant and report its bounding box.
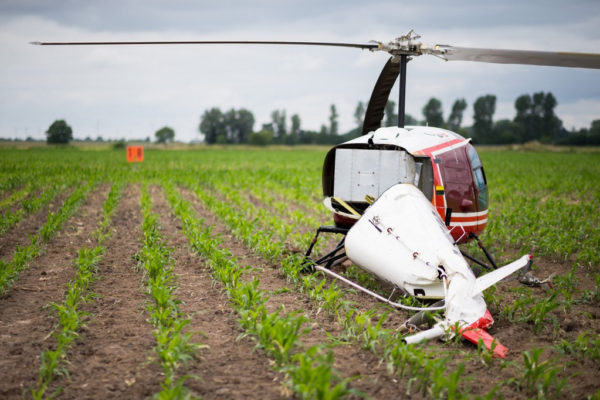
[0,181,66,236]
[31,182,123,399]
[32,245,104,399]
[283,346,361,400]
[0,180,95,295]
[138,185,204,399]
[523,292,560,335]
[520,347,567,398]
[556,331,600,365]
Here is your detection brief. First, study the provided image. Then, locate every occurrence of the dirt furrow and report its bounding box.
[0,184,109,398]
[0,187,73,261]
[148,185,288,399]
[55,184,162,399]
[178,186,404,398]
[262,187,331,226]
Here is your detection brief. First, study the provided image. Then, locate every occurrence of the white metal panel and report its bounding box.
[333,149,352,199]
[351,149,379,201]
[333,148,415,202]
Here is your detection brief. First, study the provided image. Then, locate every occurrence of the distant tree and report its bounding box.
[297,129,317,144]
[261,122,274,133]
[95,136,104,142]
[422,98,444,127]
[514,92,561,143]
[447,98,467,131]
[354,101,365,129]
[514,95,533,142]
[318,124,329,143]
[405,114,418,126]
[199,108,225,144]
[538,92,561,143]
[155,126,175,144]
[46,119,73,144]
[559,119,600,146]
[248,129,273,146]
[224,108,255,143]
[591,120,600,144]
[286,114,301,145]
[271,109,287,142]
[329,104,339,136]
[290,114,301,136]
[493,119,518,144]
[384,100,398,127]
[472,95,496,144]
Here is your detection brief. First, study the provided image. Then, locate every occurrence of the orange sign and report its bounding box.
[126,146,144,163]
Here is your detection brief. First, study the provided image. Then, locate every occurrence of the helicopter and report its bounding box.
[33,31,600,356]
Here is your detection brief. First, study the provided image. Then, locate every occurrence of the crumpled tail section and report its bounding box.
[460,328,508,358]
[457,310,508,358]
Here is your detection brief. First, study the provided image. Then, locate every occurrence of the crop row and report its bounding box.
[32,182,123,398]
[136,184,205,398]
[0,180,96,295]
[162,181,358,399]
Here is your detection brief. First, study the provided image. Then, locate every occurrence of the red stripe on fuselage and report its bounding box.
[413,138,465,157]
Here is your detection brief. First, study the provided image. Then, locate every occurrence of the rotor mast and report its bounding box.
[369,31,432,129]
[398,55,407,128]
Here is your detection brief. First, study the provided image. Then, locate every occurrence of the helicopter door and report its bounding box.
[437,145,477,221]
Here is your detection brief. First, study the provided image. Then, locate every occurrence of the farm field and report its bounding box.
[0,145,599,399]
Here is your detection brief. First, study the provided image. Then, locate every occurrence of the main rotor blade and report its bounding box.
[436,45,600,69]
[362,57,400,135]
[30,40,378,51]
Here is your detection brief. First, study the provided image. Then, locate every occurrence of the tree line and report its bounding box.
[198,92,599,146]
[39,91,598,145]
[199,105,347,145]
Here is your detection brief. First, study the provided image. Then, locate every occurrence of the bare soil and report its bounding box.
[148,185,288,399]
[51,184,164,399]
[0,184,109,398]
[1,181,598,399]
[0,187,73,261]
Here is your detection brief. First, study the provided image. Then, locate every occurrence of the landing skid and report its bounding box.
[460,232,499,275]
[303,225,448,311]
[304,226,503,276]
[302,224,532,308]
[303,226,348,271]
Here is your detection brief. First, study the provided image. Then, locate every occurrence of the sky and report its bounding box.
[0,0,599,142]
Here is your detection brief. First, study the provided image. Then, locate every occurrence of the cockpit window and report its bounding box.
[467,144,488,209]
[468,145,483,172]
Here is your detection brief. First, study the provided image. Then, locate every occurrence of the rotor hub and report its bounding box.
[371,30,447,59]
